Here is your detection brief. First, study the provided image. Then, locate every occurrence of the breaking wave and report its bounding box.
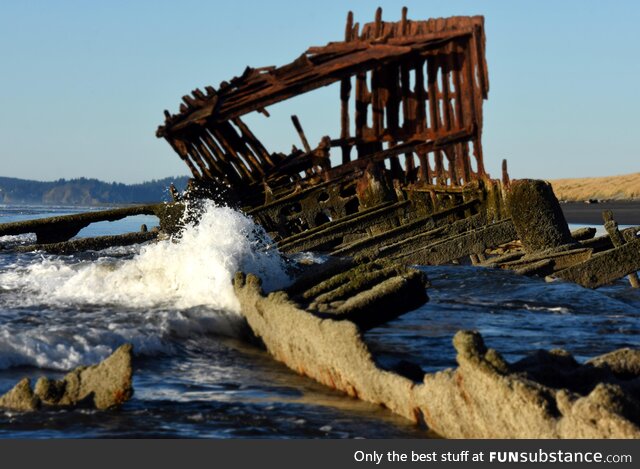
[0,202,291,369]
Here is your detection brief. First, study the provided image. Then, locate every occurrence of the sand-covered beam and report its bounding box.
[287,260,428,331]
[234,274,640,438]
[0,345,134,411]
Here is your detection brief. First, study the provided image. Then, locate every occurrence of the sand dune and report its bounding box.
[548,173,640,201]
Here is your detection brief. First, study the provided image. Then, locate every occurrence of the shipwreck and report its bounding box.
[1,8,639,438]
[4,8,638,289]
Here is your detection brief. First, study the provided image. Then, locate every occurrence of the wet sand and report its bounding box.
[560,200,640,225]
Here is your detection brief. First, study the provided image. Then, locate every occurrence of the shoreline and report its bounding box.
[560,200,640,225]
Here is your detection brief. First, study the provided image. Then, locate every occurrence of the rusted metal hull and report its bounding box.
[157,9,493,229]
[155,8,638,289]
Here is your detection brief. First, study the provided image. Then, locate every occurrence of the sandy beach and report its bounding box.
[549,173,640,201]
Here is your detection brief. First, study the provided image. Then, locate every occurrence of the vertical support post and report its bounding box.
[291,115,312,153]
[603,211,640,288]
[340,11,353,165]
[501,159,510,188]
[506,179,575,253]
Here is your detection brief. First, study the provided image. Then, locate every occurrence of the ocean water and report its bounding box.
[0,204,638,438]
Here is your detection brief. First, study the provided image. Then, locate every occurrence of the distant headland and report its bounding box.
[0,176,189,206]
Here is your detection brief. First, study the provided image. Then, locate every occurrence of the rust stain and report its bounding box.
[455,371,472,406]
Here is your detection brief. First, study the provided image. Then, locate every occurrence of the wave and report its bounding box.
[0,202,291,369]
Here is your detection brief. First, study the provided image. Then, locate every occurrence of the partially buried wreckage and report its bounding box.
[1,8,639,438]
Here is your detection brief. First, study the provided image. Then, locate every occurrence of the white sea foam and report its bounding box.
[1,202,289,310]
[0,233,36,244]
[0,202,291,369]
[0,306,246,370]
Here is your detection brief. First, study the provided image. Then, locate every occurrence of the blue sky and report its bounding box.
[1,0,638,183]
